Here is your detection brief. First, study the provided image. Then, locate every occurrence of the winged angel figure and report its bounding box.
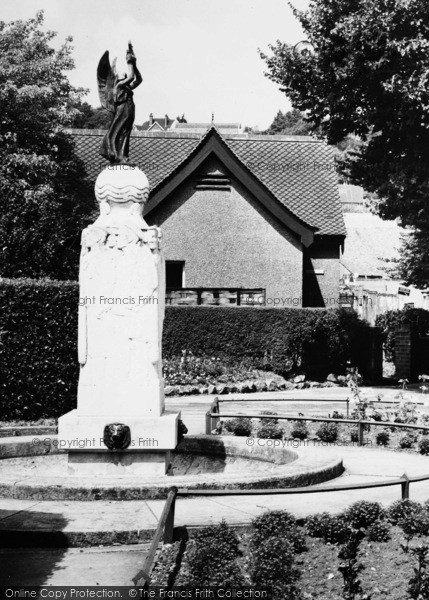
[97,42,142,164]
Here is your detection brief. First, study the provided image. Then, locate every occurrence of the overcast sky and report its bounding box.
[4,0,310,130]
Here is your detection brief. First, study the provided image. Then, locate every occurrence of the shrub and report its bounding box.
[0,278,79,420]
[388,500,423,525]
[344,501,385,529]
[408,545,429,600]
[331,410,344,419]
[250,537,301,600]
[350,428,359,442]
[419,437,429,455]
[256,423,284,439]
[399,511,429,539]
[375,308,429,362]
[184,521,244,586]
[223,417,253,437]
[251,510,306,553]
[316,422,339,443]
[259,410,279,425]
[376,429,390,446]
[337,528,367,600]
[367,520,391,542]
[306,512,333,538]
[290,420,309,440]
[399,432,418,449]
[305,512,349,544]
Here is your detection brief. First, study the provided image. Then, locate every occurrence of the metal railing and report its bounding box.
[207,411,429,444]
[132,486,177,587]
[133,471,429,587]
[135,397,429,587]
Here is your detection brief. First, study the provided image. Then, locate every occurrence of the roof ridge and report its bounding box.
[64,128,322,143]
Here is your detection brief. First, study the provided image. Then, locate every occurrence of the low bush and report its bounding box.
[367,520,391,542]
[408,545,429,600]
[398,510,429,540]
[256,423,284,439]
[331,411,344,419]
[250,537,301,600]
[344,500,385,529]
[305,512,349,544]
[251,510,306,553]
[183,521,244,586]
[223,417,253,437]
[399,433,418,449]
[259,410,279,425]
[290,421,309,440]
[419,437,429,455]
[388,500,423,525]
[316,422,339,443]
[163,352,260,387]
[376,429,390,446]
[306,512,333,538]
[350,428,359,443]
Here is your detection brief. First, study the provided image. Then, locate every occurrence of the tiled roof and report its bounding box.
[67,128,345,237]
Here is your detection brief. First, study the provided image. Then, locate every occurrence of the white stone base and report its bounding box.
[67,450,171,476]
[58,410,179,452]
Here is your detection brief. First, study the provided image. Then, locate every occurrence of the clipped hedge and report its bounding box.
[164,305,372,378]
[0,278,80,420]
[1,278,374,420]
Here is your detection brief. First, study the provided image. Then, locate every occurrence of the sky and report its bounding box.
[3,0,310,130]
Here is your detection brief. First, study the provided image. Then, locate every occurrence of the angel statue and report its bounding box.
[97,42,142,164]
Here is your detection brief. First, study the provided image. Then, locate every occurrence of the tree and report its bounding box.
[0,11,95,280]
[69,101,111,129]
[260,0,429,286]
[265,108,312,135]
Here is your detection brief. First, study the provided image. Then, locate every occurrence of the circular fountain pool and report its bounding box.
[0,435,344,500]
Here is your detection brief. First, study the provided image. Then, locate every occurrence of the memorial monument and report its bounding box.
[58,43,179,476]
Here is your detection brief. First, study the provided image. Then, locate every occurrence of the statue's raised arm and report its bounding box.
[98,43,142,164]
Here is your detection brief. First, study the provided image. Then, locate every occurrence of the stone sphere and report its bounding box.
[95,165,150,204]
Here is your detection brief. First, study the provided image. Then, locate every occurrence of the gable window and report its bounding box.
[166,261,185,289]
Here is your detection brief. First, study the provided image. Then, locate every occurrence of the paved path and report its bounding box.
[0,544,149,586]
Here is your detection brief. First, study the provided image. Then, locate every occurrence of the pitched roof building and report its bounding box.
[69,127,345,307]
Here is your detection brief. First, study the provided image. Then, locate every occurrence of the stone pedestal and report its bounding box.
[58,165,178,475]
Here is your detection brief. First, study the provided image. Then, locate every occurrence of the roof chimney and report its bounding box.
[165,114,169,128]
[149,113,154,126]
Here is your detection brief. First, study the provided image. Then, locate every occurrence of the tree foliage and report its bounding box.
[69,100,111,129]
[0,11,95,280]
[260,0,429,286]
[265,108,312,135]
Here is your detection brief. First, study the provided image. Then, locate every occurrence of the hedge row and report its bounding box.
[0,278,374,420]
[164,305,373,377]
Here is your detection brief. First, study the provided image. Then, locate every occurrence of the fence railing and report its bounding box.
[132,486,178,587]
[136,396,429,587]
[134,471,429,587]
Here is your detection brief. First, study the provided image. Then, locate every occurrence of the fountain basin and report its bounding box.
[0,435,343,500]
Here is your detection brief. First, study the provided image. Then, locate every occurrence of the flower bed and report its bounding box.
[152,500,429,600]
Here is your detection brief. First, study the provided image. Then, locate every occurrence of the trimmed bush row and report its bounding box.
[1,278,374,420]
